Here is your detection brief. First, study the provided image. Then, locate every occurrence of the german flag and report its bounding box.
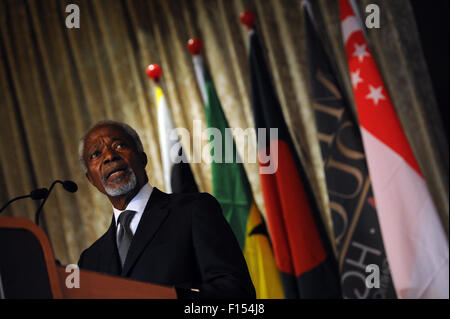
[248,28,341,298]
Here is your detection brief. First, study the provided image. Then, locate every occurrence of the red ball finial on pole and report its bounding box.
[240,10,255,30]
[187,38,203,55]
[146,64,162,82]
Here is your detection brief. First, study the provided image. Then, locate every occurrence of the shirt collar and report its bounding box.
[113,183,153,226]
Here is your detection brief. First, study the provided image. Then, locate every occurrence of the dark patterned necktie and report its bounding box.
[117,210,136,266]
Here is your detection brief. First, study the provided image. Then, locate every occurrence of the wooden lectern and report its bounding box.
[0,217,177,299]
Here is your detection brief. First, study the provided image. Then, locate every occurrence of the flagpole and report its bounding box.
[187,38,208,106]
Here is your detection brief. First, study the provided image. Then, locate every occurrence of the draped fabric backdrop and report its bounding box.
[0,0,447,266]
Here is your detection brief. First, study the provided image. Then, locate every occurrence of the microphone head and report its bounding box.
[30,188,49,200]
[62,180,78,193]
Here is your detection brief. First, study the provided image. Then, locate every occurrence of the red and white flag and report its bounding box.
[339,0,448,298]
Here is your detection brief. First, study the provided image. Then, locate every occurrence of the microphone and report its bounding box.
[62,180,78,193]
[0,188,49,214]
[35,180,78,226]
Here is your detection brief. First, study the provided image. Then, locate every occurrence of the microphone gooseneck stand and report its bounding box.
[34,180,77,226]
[0,188,48,214]
[0,180,77,225]
[0,195,30,214]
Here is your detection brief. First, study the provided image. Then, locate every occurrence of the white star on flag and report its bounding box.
[353,43,370,62]
[366,85,386,105]
[351,69,363,89]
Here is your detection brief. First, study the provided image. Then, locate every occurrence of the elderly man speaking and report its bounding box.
[77,120,255,299]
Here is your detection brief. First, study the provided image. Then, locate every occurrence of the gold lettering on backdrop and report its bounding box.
[313,102,344,149]
[313,71,345,151]
[316,70,342,100]
[329,202,348,259]
[327,158,363,199]
[313,102,345,121]
[339,178,371,269]
[316,132,334,148]
[337,122,365,160]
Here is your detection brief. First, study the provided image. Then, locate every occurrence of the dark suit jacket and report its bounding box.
[78,188,255,299]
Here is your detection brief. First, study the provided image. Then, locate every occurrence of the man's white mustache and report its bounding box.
[103,167,137,197]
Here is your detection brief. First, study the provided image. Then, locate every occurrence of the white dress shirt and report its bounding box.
[113,183,153,246]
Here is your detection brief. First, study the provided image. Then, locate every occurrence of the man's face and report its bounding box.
[83,124,147,198]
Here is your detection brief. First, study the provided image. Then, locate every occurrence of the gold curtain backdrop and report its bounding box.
[0,0,447,266]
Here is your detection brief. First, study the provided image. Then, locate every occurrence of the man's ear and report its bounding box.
[141,152,148,167]
[85,172,94,186]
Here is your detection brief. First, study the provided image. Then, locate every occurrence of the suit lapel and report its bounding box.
[99,216,122,275]
[121,187,170,276]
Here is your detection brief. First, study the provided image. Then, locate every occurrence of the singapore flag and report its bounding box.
[340,0,448,298]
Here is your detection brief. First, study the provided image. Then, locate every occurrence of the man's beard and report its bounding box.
[102,167,137,197]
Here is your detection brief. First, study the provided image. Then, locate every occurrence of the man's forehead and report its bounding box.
[84,124,132,147]
[86,124,130,139]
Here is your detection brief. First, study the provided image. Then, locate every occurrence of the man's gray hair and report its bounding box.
[78,120,144,172]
